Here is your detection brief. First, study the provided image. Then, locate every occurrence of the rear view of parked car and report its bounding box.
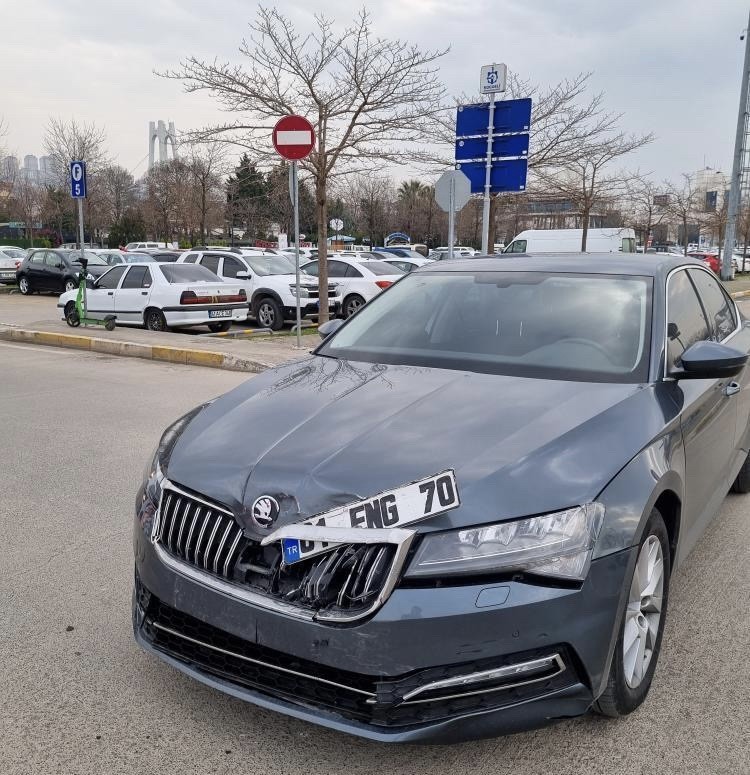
[301,256,404,317]
[16,249,110,294]
[56,262,248,332]
[0,246,26,283]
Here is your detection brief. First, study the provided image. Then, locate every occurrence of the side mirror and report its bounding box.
[318,318,344,339]
[676,340,748,379]
[236,271,250,279]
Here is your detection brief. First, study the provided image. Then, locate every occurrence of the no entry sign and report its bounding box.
[273,115,316,161]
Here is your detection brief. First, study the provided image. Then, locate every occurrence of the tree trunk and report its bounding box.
[316,170,329,324]
[581,207,590,251]
[683,217,688,255]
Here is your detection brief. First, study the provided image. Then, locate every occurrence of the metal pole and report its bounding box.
[77,198,87,323]
[293,161,302,348]
[448,177,456,260]
[722,10,750,280]
[481,88,496,255]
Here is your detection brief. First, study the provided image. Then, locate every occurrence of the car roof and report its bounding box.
[418,253,705,279]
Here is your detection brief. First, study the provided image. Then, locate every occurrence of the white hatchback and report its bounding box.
[56,262,248,332]
[300,256,404,318]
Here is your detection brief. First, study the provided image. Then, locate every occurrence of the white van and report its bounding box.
[503,228,636,254]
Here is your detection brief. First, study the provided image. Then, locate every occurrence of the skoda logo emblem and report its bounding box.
[251,495,279,528]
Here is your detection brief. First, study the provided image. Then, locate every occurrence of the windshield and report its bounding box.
[160,264,222,283]
[69,251,107,265]
[244,255,296,275]
[318,271,652,383]
[123,252,156,263]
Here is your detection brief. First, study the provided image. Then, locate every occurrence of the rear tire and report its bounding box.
[594,509,670,718]
[64,301,80,327]
[343,294,366,318]
[731,452,750,493]
[104,317,116,332]
[18,275,31,295]
[208,321,232,333]
[144,308,167,332]
[254,297,284,330]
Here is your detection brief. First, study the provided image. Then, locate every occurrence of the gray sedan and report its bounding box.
[133,254,750,742]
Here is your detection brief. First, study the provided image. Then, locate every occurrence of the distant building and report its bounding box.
[693,167,728,212]
[38,156,53,184]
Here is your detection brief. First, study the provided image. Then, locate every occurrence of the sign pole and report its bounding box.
[292,161,302,348]
[481,90,496,255]
[448,177,456,260]
[77,197,87,322]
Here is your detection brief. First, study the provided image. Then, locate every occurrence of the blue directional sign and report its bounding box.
[455,159,528,194]
[455,98,532,138]
[70,161,87,198]
[455,134,529,162]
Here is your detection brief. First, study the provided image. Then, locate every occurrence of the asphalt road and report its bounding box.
[1,343,749,775]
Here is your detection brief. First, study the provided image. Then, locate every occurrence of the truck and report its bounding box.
[503,228,637,255]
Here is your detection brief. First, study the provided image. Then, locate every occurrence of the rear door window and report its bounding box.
[200,254,221,276]
[122,266,149,289]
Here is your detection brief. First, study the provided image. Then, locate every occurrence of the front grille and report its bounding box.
[136,588,577,729]
[303,285,338,299]
[154,483,400,622]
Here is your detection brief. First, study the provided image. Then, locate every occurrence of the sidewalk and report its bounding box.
[0,294,318,372]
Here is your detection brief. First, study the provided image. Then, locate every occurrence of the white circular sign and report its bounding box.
[329,218,344,232]
[71,163,83,182]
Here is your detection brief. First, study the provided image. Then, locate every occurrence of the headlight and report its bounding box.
[406,503,605,582]
[290,285,310,298]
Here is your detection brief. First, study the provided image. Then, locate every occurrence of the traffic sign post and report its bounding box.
[70,161,87,255]
[435,170,471,260]
[455,71,531,254]
[273,116,316,347]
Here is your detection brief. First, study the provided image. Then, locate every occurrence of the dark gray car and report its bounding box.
[133,254,750,742]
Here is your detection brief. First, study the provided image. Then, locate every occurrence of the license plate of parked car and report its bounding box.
[0,271,14,279]
[208,309,232,319]
[281,470,460,564]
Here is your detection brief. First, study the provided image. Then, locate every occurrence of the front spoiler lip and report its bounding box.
[133,619,592,744]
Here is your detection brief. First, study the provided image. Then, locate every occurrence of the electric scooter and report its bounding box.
[64,257,116,331]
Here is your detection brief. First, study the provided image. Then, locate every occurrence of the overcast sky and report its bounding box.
[1,0,747,183]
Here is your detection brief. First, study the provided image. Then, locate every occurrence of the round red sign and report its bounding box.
[272,115,316,161]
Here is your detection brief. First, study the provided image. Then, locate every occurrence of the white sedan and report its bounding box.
[57,262,249,332]
[0,246,26,284]
[301,256,404,318]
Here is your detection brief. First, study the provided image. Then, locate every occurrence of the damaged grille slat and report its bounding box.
[155,483,401,620]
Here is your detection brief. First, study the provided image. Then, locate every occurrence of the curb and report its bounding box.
[0,326,275,373]
[731,290,750,299]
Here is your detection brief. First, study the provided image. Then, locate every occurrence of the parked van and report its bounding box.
[503,228,636,254]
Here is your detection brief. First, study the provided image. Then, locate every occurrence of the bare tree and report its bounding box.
[97,165,136,225]
[160,6,448,321]
[11,178,40,246]
[187,143,226,244]
[43,118,109,188]
[665,174,703,255]
[626,176,669,248]
[537,128,653,250]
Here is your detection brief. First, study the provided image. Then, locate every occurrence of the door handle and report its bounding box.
[141,291,147,295]
[108,291,113,296]
[725,382,741,397]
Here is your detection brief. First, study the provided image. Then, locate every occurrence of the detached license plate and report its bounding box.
[281,470,459,564]
[208,309,232,319]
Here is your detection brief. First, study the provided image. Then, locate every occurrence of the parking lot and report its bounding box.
[1,341,749,775]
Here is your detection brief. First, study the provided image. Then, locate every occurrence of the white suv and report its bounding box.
[176,250,341,330]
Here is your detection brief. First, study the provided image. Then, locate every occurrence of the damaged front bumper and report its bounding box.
[133,487,634,742]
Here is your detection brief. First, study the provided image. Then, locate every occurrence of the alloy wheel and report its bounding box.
[65,280,77,292]
[258,303,275,328]
[345,296,364,317]
[623,535,664,688]
[19,277,30,294]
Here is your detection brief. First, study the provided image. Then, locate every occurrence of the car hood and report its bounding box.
[167,356,673,534]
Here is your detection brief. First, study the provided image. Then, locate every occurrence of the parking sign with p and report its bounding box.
[70,161,87,198]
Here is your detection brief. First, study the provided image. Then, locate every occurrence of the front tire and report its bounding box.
[144,308,167,332]
[343,294,366,318]
[18,275,32,295]
[254,297,284,330]
[64,278,77,293]
[594,509,670,717]
[208,321,232,333]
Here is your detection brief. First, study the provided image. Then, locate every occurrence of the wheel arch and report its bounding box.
[251,288,283,308]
